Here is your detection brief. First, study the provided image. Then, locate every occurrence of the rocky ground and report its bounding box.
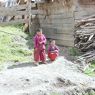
[0,57,95,95]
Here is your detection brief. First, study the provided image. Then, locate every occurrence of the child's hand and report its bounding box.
[39,42,43,44]
[34,48,37,51]
[55,50,58,53]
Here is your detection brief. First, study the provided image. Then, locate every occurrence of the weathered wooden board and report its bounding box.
[39,19,74,25]
[0,10,38,16]
[0,19,29,26]
[39,18,74,24]
[42,27,74,34]
[42,26,74,47]
[50,9,74,15]
[75,11,95,20]
[0,4,28,11]
[56,29,74,34]
[38,1,75,15]
[54,39,74,47]
[75,5,95,12]
[40,23,74,29]
[0,10,28,16]
[45,34,74,41]
[39,13,74,19]
[75,2,95,20]
[31,10,38,15]
[78,0,95,5]
[46,34,74,46]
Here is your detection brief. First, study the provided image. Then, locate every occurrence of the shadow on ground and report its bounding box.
[8,60,51,69]
[8,62,36,69]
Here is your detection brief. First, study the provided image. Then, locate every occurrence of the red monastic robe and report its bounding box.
[34,34,46,63]
[48,45,59,61]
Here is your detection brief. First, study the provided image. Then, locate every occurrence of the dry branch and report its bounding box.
[75,17,95,52]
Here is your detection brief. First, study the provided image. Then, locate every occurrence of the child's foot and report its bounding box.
[33,62,39,66]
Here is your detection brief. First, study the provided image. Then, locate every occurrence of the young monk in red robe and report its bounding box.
[48,40,59,61]
[33,28,47,65]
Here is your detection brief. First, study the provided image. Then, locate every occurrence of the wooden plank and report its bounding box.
[43,27,74,38]
[75,8,95,13]
[28,0,32,34]
[40,23,74,29]
[74,6,95,20]
[78,0,95,5]
[46,35,74,46]
[39,18,74,24]
[38,13,74,19]
[0,9,37,16]
[41,26,74,34]
[45,29,74,34]
[50,13,74,19]
[56,39,74,47]
[41,20,74,25]
[39,17,74,24]
[56,29,74,34]
[52,10,74,15]
[75,11,89,20]
[39,20,74,26]
[47,37,74,46]
[38,8,74,15]
[31,10,38,15]
[0,19,29,26]
[42,27,74,35]
[75,12,95,20]
[0,10,28,16]
[0,4,37,16]
[45,34,74,41]
[0,4,28,11]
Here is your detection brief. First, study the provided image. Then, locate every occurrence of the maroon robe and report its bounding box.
[34,34,46,63]
[48,45,59,61]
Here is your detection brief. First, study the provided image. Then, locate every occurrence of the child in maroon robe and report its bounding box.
[33,29,47,65]
[48,40,59,61]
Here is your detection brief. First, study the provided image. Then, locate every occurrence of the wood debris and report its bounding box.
[75,17,95,52]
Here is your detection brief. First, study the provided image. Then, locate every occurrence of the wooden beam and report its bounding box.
[45,34,74,41]
[0,10,28,16]
[27,0,32,34]
[31,10,38,15]
[56,39,74,47]
[42,26,74,35]
[0,19,29,26]
[0,4,28,11]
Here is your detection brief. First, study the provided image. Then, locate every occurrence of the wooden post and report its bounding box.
[27,0,31,35]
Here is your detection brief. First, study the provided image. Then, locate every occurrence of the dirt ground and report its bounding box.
[0,57,95,95]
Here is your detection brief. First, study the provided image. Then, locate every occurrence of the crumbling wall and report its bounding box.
[37,0,75,46]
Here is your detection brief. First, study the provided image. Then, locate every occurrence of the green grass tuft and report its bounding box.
[0,25,33,65]
[69,47,81,56]
[84,60,95,77]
